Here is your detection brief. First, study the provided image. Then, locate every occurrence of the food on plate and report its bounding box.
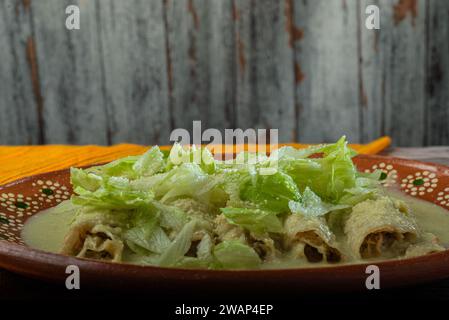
[22,137,448,269]
[345,197,418,259]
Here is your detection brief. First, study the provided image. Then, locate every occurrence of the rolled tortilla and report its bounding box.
[245,231,278,261]
[345,196,418,259]
[284,214,342,263]
[61,210,125,262]
[170,198,215,241]
[213,213,278,261]
[214,213,246,243]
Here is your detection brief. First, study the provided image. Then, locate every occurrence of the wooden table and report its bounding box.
[1,147,449,302]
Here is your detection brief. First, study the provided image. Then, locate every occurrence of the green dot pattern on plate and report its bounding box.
[14,201,28,209]
[366,163,398,187]
[413,179,424,186]
[0,217,9,224]
[42,188,54,196]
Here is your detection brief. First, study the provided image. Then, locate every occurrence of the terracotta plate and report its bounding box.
[1,154,449,292]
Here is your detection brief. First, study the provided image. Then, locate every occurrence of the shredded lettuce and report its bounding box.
[85,156,139,179]
[153,163,214,203]
[71,174,154,209]
[288,187,350,218]
[124,207,171,254]
[167,143,216,174]
[152,201,189,231]
[220,207,283,234]
[239,171,301,212]
[174,233,216,269]
[214,240,261,269]
[70,168,103,192]
[281,136,358,202]
[126,226,171,254]
[67,136,382,269]
[132,146,165,177]
[158,220,197,266]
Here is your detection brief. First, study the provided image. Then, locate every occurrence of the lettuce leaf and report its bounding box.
[282,136,357,202]
[125,226,171,255]
[72,147,165,186]
[220,207,283,234]
[167,143,216,174]
[81,156,139,180]
[239,171,301,212]
[70,168,102,192]
[124,203,188,256]
[174,233,216,269]
[152,201,189,231]
[158,220,197,266]
[154,163,221,204]
[214,240,261,269]
[72,175,154,209]
[132,146,165,177]
[288,187,350,218]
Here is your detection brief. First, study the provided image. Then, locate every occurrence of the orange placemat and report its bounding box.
[0,137,391,185]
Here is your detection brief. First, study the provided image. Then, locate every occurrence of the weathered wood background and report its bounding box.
[0,0,448,146]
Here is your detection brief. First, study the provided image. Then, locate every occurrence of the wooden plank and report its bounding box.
[361,0,427,147]
[359,0,383,143]
[234,0,296,143]
[207,0,237,130]
[164,0,208,136]
[382,146,449,166]
[0,0,446,148]
[253,0,296,142]
[233,0,252,134]
[164,0,236,142]
[425,0,449,146]
[29,0,108,145]
[293,0,360,143]
[0,0,41,145]
[98,0,170,145]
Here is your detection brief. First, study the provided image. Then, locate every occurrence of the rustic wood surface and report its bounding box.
[0,0,448,146]
[0,147,448,301]
[381,146,449,166]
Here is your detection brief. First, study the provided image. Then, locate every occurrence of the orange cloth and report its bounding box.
[0,137,391,185]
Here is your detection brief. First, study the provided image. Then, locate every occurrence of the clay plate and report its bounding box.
[0,154,449,292]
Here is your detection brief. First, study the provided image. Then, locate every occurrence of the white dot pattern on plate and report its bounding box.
[0,178,71,245]
[400,171,438,196]
[364,162,398,187]
[437,187,449,208]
